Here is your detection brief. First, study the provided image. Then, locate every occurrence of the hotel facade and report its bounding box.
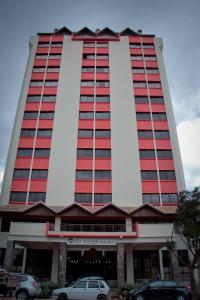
[0,27,192,286]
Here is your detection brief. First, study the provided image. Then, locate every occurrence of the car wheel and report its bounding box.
[16,289,29,300]
[177,295,186,300]
[97,295,107,300]
[135,295,145,300]
[58,293,68,300]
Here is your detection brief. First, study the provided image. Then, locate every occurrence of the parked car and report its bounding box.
[11,273,41,300]
[65,275,104,287]
[127,280,192,300]
[52,278,110,300]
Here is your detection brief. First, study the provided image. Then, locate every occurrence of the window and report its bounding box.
[51,42,63,47]
[47,67,60,72]
[95,170,111,180]
[95,130,111,138]
[24,112,38,119]
[33,67,45,72]
[27,95,41,102]
[74,193,92,203]
[35,54,48,59]
[131,55,143,61]
[96,81,109,87]
[79,112,94,119]
[44,81,58,87]
[130,43,141,48]
[78,129,93,138]
[96,42,108,48]
[149,281,163,288]
[178,250,189,267]
[83,42,95,47]
[38,42,50,48]
[10,192,27,202]
[144,55,157,61]
[30,81,43,87]
[17,149,33,157]
[143,194,160,203]
[39,112,54,119]
[81,81,94,87]
[96,54,109,59]
[34,149,50,157]
[76,170,92,180]
[88,281,99,288]
[152,113,167,121]
[163,281,177,288]
[162,194,178,203]
[73,281,87,288]
[134,96,149,104]
[150,97,164,104]
[77,149,93,157]
[81,67,95,73]
[20,129,35,137]
[133,81,147,88]
[49,54,61,59]
[96,95,110,102]
[148,82,162,88]
[141,171,158,180]
[95,149,111,157]
[28,192,46,202]
[80,95,94,102]
[154,131,170,139]
[132,68,145,74]
[139,150,155,158]
[94,194,112,203]
[37,129,52,138]
[159,171,176,180]
[157,150,173,159]
[136,112,151,120]
[146,68,159,74]
[42,95,56,102]
[138,130,153,139]
[96,67,109,73]
[95,112,110,119]
[31,170,48,179]
[143,43,155,49]
[13,169,30,179]
[83,54,95,59]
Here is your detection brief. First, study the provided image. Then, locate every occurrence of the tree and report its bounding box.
[168,187,200,300]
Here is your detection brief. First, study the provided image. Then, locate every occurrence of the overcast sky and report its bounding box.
[0,0,200,191]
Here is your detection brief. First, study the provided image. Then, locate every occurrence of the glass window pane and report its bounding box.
[74,194,92,204]
[135,96,149,104]
[136,113,151,120]
[139,150,155,158]
[141,171,158,180]
[78,130,93,138]
[88,281,99,288]
[24,112,38,119]
[138,131,153,139]
[34,149,50,157]
[31,170,48,179]
[95,112,110,119]
[20,129,35,137]
[96,96,110,103]
[37,129,52,138]
[76,170,93,180]
[42,95,56,102]
[17,149,33,157]
[94,194,112,203]
[77,149,93,157]
[95,130,111,138]
[28,192,46,202]
[13,169,30,179]
[10,192,27,202]
[79,112,94,119]
[39,112,54,119]
[80,96,94,102]
[95,149,111,157]
[95,171,111,180]
[27,95,41,102]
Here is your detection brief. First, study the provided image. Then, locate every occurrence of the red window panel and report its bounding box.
[50,47,62,54]
[153,121,169,130]
[134,88,148,96]
[94,181,112,193]
[140,159,157,170]
[39,36,51,42]
[15,158,31,169]
[96,103,110,111]
[79,103,94,111]
[142,37,154,43]
[95,139,111,148]
[158,159,175,170]
[96,73,109,81]
[82,59,95,67]
[48,59,61,67]
[25,103,40,111]
[28,87,43,95]
[40,102,56,111]
[132,74,146,81]
[160,181,177,193]
[31,73,45,81]
[34,59,47,67]
[78,120,94,129]
[135,103,150,112]
[36,48,49,54]
[11,179,29,192]
[29,180,47,192]
[155,139,172,149]
[131,61,145,68]
[96,87,110,95]
[77,138,93,148]
[143,48,156,56]
[137,120,153,130]
[35,138,52,148]
[95,158,111,170]
[81,73,95,80]
[43,87,57,94]
[95,120,111,129]
[22,120,37,129]
[149,89,163,97]
[129,36,141,43]
[138,139,154,149]
[38,120,54,129]
[141,181,159,193]
[51,35,64,42]
[45,73,59,80]
[147,74,161,82]
[18,138,34,148]
[151,104,166,113]
[75,181,92,193]
[96,60,109,67]
[80,87,95,95]
[32,158,49,169]
[96,48,109,54]
[76,158,93,170]
[82,48,95,54]
[130,48,143,55]
[145,61,158,68]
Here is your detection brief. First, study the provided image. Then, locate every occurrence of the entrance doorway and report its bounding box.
[134,250,159,281]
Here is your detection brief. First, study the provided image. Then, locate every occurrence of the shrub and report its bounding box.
[39,281,61,299]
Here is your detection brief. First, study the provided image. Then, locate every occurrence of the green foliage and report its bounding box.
[39,281,61,299]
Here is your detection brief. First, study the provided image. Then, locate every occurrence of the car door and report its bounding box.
[87,280,101,300]
[68,280,87,300]
[146,281,164,300]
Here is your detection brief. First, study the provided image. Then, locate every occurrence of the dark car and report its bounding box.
[127,280,192,300]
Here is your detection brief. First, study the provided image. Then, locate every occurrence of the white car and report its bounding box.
[11,273,41,300]
[52,279,110,300]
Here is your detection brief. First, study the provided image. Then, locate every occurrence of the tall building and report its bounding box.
[0,27,190,286]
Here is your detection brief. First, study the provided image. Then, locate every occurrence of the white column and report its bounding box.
[126,248,134,284]
[55,217,61,231]
[125,218,132,232]
[159,249,164,279]
[51,244,59,283]
[22,247,27,273]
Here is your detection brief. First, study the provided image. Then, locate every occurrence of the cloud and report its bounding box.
[177,118,200,189]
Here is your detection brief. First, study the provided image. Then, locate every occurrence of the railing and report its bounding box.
[60,223,126,232]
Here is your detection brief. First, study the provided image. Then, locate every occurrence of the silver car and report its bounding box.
[52,279,110,300]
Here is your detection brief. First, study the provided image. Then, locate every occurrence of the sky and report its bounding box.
[0,0,200,191]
